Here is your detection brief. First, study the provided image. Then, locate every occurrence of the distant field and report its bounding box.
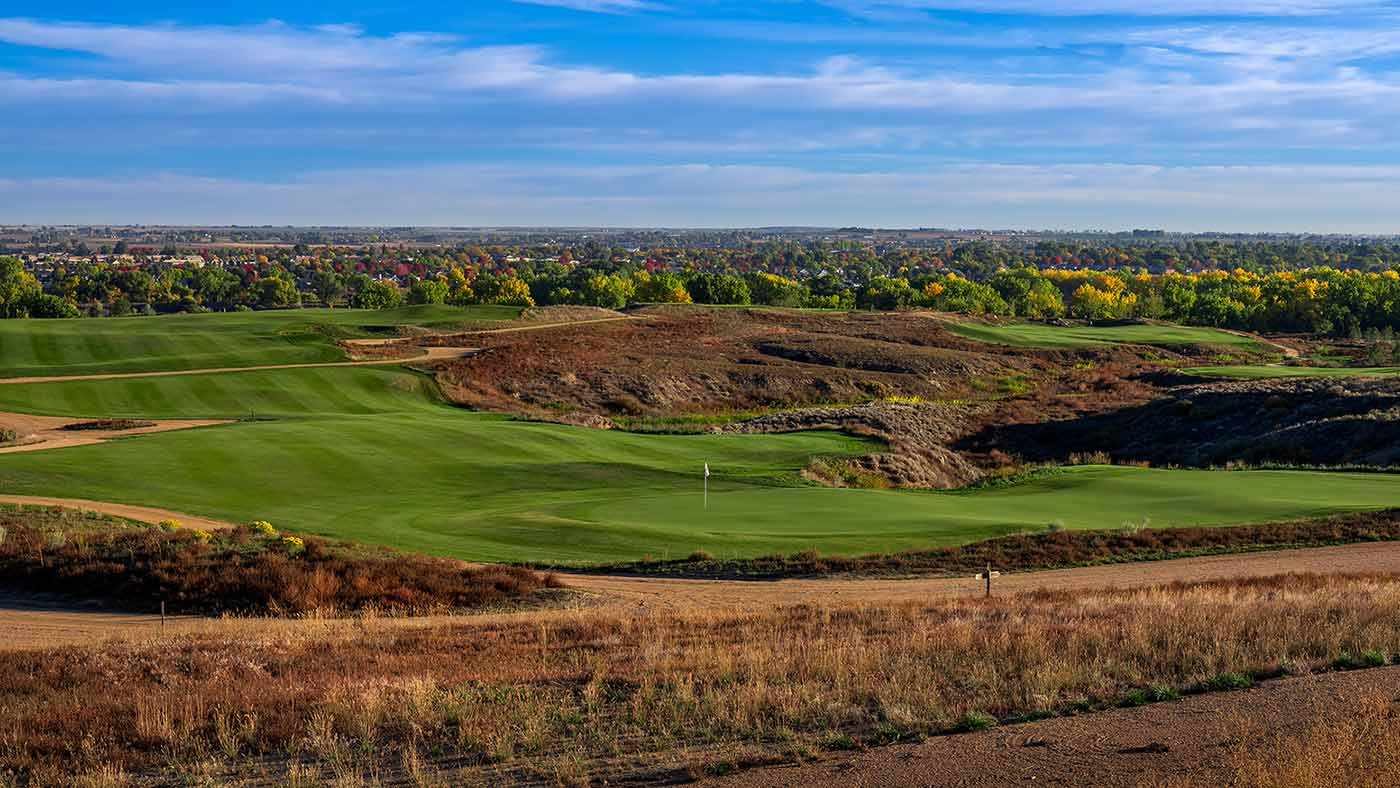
[1185,364,1400,379]
[944,320,1264,350]
[0,305,518,378]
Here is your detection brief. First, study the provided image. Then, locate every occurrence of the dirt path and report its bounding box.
[569,540,1400,612]
[0,495,234,531]
[0,411,228,454]
[713,665,1400,788]
[4,496,1400,651]
[1219,327,1301,359]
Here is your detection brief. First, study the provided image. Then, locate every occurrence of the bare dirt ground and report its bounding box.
[713,665,1400,788]
[0,411,229,454]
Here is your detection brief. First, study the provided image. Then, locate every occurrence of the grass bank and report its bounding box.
[0,305,517,378]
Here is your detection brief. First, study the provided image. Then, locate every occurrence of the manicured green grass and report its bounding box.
[0,365,445,419]
[1185,365,1400,379]
[1,394,1396,562]
[944,320,1264,350]
[0,312,1392,565]
[0,305,519,378]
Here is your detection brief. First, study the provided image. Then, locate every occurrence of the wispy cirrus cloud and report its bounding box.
[3,16,1395,120]
[511,0,666,13]
[822,0,1398,17]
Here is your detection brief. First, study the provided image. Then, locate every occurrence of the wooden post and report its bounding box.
[974,565,1001,598]
[160,600,166,632]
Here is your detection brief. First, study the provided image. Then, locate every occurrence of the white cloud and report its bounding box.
[3,15,1396,131]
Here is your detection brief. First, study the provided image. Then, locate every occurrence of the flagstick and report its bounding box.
[704,463,709,511]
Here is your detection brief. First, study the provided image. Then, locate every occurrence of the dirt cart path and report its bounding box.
[0,411,228,455]
[569,540,1400,612]
[4,496,1400,652]
[0,495,235,531]
[4,495,1400,613]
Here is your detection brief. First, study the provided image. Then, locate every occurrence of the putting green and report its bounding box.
[0,305,518,378]
[1185,365,1400,379]
[945,320,1263,350]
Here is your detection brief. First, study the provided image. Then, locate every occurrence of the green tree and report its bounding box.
[0,257,41,318]
[255,276,301,308]
[350,279,404,310]
[407,277,449,305]
[310,270,346,308]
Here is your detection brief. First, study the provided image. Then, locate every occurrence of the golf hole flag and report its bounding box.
[703,463,710,510]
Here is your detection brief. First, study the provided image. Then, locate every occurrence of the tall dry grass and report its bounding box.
[1168,691,1400,788]
[3,573,1399,786]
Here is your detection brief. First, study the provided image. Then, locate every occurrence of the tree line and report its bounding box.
[6,248,1400,335]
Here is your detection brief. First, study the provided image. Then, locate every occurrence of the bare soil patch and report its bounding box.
[0,411,229,455]
[712,666,1400,788]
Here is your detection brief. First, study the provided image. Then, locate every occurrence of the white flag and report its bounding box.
[704,463,711,478]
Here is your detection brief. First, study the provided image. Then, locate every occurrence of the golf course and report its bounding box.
[2,306,1398,564]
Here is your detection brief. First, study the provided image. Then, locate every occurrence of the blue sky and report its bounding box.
[3,1,1400,230]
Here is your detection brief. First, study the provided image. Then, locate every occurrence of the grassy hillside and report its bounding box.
[1185,364,1400,379]
[0,305,518,378]
[945,320,1264,350]
[0,365,445,418]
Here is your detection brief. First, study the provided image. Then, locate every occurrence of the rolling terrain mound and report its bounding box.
[430,307,1203,421]
[429,307,1243,488]
[969,377,1400,468]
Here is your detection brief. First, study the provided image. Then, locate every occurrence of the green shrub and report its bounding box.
[1202,672,1254,692]
[953,711,997,732]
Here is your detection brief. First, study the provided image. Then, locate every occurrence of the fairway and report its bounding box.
[1,372,1398,562]
[944,320,1263,350]
[0,366,445,418]
[1185,364,1400,379]
[0,305,518,378]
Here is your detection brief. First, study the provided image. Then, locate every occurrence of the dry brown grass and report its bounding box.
[3,572,1399,785]
[1168,692,1400,788]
